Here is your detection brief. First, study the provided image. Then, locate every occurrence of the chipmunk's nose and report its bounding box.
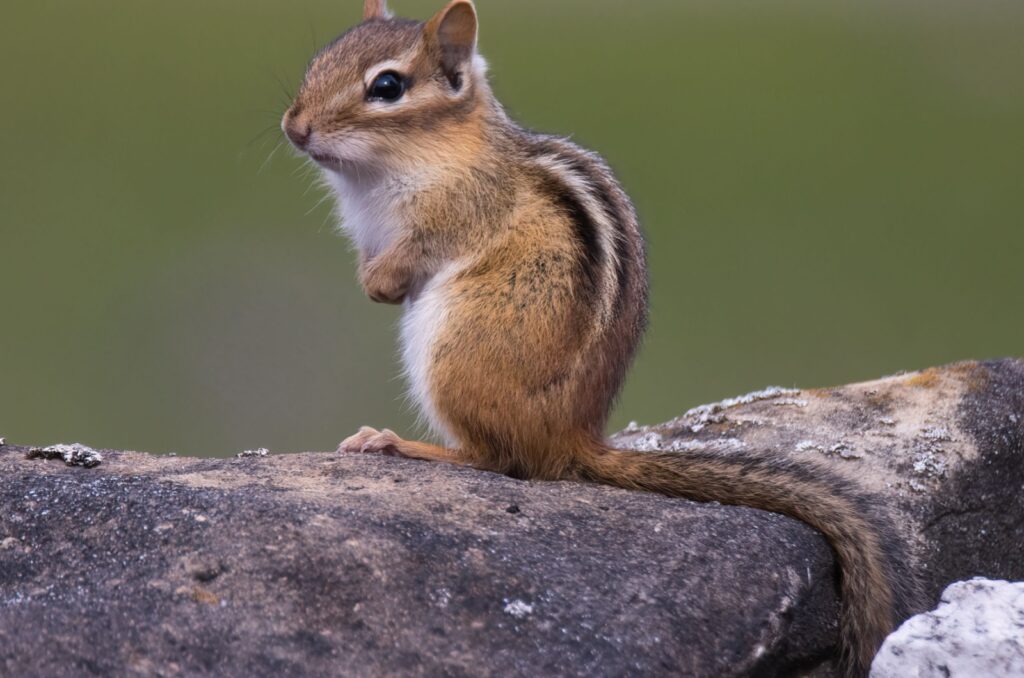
[285,122,312,149]
[282,108,312,150]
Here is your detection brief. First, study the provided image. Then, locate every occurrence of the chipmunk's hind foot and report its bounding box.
[337,426,405,456]
[337,427,468,465]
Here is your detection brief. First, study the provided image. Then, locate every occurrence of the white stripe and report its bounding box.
[531,149,619,323]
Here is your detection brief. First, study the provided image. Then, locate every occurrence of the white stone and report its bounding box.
[871,578,1024,678]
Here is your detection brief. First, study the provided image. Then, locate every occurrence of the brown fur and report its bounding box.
[282,3,920,675]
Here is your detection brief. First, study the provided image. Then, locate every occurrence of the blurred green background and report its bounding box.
[1,0,1021,457]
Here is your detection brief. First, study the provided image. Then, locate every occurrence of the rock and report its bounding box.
[612,358,1024,599]
[1,359,1022,677]
[870,578,1024,678]
[0,447,839,677]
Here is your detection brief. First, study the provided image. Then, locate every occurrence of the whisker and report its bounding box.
[299,164,321,188]
[254,109,288,120]
[308,20,319,55]
[304,189,333,217]
[245,124,282,149]
[258,140,284,175]
[272,71,295,104]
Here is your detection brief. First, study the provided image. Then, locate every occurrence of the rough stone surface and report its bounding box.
[613,358,1024,599]
[870,578,1024,678]
[0,449,838,677]
[1,359,1022,677]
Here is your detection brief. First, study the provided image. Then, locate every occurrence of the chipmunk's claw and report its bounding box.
[338,426,378,453]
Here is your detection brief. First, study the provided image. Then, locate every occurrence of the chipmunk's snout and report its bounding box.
[285,122,311,149]
[282,106,312,150]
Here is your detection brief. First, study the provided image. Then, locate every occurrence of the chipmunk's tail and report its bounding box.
[575,443,921,677]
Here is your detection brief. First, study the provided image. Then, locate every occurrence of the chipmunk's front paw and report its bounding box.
[366,283,408,305]
[360,260,410,305]
[337,426,405,456]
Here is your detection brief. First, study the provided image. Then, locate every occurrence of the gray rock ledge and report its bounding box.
[2,359,1022,677]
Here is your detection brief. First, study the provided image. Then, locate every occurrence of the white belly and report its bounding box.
[399,261,462,445]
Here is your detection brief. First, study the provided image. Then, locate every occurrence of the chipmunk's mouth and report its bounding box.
[310,152,341,168]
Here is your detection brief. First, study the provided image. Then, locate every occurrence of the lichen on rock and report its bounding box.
[25,443,102,468]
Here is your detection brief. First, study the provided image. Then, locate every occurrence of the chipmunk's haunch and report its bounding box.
[282,1,920,674]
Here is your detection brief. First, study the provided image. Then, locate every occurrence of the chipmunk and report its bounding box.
[282,1,920,674]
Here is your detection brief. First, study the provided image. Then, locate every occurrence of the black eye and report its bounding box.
[367,71,405,102]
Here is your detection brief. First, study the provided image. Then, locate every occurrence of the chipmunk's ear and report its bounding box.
[363,0,391,20]
[425,0,478,88]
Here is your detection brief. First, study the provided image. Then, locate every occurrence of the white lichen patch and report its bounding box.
[26,443,102,468]
[879,418,896,427]
[912,450,947,478]
[0,437,6,446]
[681,386,800,432]
[828,443,864,460]
[774,398,808,408]
[629,432,664,452]
[622,421,643,433]
[503,599,534,619]
[797,440,862,459]
[667,437,745,453]
[627,433,745,454]
[920,427,953,442]
[236,448,270,459]
[908,426,952,480]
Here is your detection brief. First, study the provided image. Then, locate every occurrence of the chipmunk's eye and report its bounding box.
[367,71,405,102]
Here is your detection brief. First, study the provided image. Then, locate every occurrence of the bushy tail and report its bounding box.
[576,445,920,677]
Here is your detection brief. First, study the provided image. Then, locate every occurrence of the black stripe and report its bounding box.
[536,168,603,303]
[535,139,634,314]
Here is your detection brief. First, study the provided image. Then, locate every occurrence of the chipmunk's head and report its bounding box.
[282,0,488,174]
